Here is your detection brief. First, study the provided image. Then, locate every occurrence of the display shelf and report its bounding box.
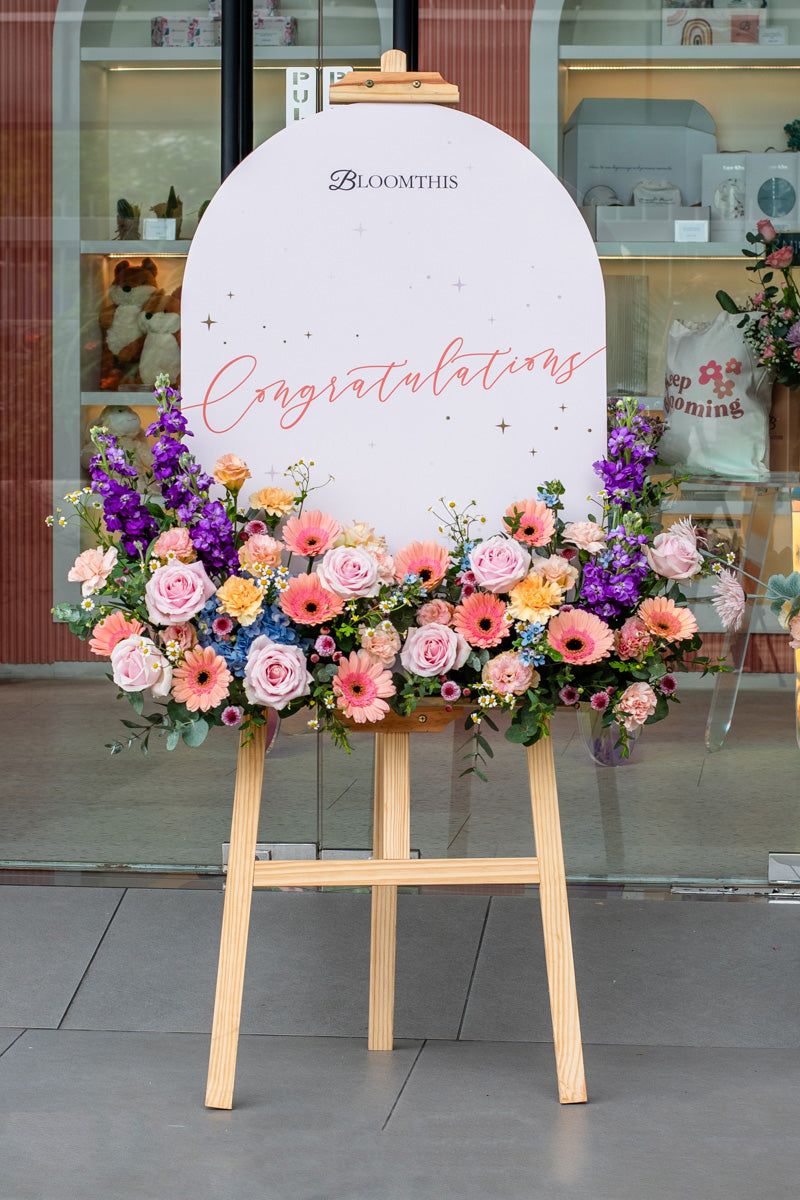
[81,240,191,255]
[561,45,800,64]
[80,45,381,67]
[595,243,744,260]
[81,391,158,407]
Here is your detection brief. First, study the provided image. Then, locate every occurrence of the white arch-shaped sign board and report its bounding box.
[181,103,606,545]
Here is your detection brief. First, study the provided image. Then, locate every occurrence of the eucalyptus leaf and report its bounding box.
[166,729,181,751]
[181,718,209,747]
[765,572,800,604]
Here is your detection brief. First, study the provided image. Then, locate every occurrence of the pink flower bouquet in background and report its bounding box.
[50,380,735,770]
[717,220,800,390]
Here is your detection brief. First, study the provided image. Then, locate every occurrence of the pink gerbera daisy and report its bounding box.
[504,499,556,547]
[88,611,144,657]
[332,650,396,723]
[638,596,698,643]
[282,509,340,558]
[278,573,344,626]
[393,540,450,589]
[452,592,509,648]
[171,645,232,712]
[546,609,614,665]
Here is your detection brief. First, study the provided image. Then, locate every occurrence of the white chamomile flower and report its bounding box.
[58,517,67,527]
[307,718,320,730]
[80,598,94,611]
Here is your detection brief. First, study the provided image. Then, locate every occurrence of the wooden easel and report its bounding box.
[205,51,586,1110]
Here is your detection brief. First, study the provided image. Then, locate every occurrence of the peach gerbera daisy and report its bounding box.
[507,572,564,623]
[452,592,509,648]
[282,509,340,558]
[546,609,614,665]
[171,645,232,712]
[637,596,698,643]
[278,573,345,626]
[332,650,396,723]
[504,499,555,547]
[88,611,144,657]
[393,540,450,588]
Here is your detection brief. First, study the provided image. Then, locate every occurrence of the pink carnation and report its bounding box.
[616,681,658,732]
[789,615,800,650]
[67,546,118,596]
[562,522,606,555]
[417,599,455,626]
[359,622,401,667]
[151,527,195,562]
[615,616,652,661]
[161,623,198,651]
[481,651,537,696]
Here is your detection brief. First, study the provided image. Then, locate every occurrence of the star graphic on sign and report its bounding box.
[304,331,312,339]
[453,278,466,292]
[227,292,234,299]
[202,315,216,330]
[529,448,537,457]
[266,464,280,480]
[354,223,367,236]
[559,403,567,412]
[496,419,510,434]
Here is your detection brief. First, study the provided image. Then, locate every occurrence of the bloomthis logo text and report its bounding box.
[329,169,458,191]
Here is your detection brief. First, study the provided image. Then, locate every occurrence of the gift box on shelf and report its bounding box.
[208,1,280,18]
[661,7,761,44]
[702,152,747,242]
[563,98,716,207]
[745,153,800,233]
[596,204,710,242]
[151,17,221,47]
[253,15,297,45]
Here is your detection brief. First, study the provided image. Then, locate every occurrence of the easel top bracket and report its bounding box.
[329,49,459,106]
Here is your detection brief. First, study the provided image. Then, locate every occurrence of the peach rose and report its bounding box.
[151,527,195,563]
[417,599,455,626]
[110,635,172,698]
[481,651,537,696]
[145,561,216,626]
[617,681,658,732]
[215,575,265,626]
[400,623,470,678]
[238,534,283,574]
[562,521,606,555]
[67,546,118,597]
[213,453,251,492]
[532,553,579,591]
[335,521,387,554]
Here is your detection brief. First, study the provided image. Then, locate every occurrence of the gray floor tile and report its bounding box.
[462,896,800,1047]
[0,1029,421,1200]
[379,1040,800,1200]
[0,886,124,1028]
[62,889,488,1038]
[0,1030,23,1055]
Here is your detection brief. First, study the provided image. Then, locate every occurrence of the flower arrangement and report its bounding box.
[717,218,800,390]
[51,377,728,769]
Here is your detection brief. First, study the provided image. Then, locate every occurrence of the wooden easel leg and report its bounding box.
[206,720,267,1109]
[368,730,410,1051]
[526,734,587,1104]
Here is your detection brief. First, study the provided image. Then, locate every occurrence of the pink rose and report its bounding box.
[417,599,454,626]
[757,218,776,243]
[617,681,658,732]
[468,537,530,593]
[371,549,396,584]
[151,527,195,562]
[68,546,118,596]
[765,245,793,269]
[481,651,537,696]
[244,635,312,709]
[360,622,401,666]
[145,560,216,625]
[645,519,702,580]
[316,545,380,598]
[111,635,172,698]
[562,521,606,555]
[400,622,470,678]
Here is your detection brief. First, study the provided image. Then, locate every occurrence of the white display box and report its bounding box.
[661,8,760,44]
[151,17,220,47]
[563,99,716,207]
[596,205,710,242]
[702,152,747,241]
[253,16,297,45]
[745,153,800,233]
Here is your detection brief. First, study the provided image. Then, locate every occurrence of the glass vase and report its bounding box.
[576,703,639,767]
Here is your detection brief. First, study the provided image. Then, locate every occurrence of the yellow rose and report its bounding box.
[213,453,251,492]
[507,572,564,623]
[249,486,296,517]
[216,576,264,626]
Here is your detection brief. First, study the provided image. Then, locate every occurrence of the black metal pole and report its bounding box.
[393,0,418,71]
[221,0,242,181]
[239,0,253,163]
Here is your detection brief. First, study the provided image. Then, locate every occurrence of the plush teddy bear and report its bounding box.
[80,404,154,477]
[98,258,158,389]
[138,288,181,388]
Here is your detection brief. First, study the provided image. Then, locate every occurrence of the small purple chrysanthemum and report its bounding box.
[559,685,580,706]
[660,675,677,695]
[221,705,243,727]
[589,691,610,711]
[441,680,462,702]
[213,615,235,638]
[314,634,336,656]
